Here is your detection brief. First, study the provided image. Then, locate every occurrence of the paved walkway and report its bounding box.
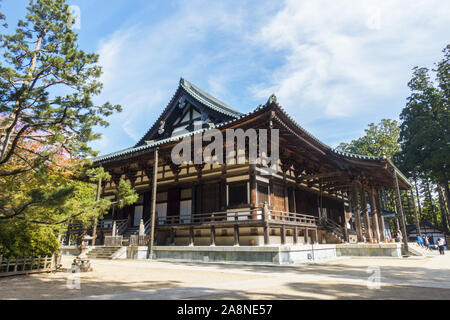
[1,254,449,299]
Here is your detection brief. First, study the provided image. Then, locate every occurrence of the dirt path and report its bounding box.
[1,254,449,299]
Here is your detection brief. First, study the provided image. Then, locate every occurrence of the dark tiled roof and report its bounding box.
[94,103,265,163]
[92,80,411,188]
[180,78,242,117]
[133,78,242,148]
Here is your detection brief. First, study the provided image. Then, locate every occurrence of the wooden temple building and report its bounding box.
[86,78,412,252]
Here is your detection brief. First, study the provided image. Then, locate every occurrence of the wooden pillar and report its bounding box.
[284,186,289,219]
[360,186,372,242]
[148,148,159,258]
[210,226,216,246]
[369,188,380,243]
[314,228,319,244]
[280,225,286,245]
[343,202,350,242]
[250,169,258,219]
[269,181,274,210]
[192,184,197,214]
[170,228,175,245]
[352,183,363,242]
[293,226,298,245]
[291,188,297,213]
[234,225,240,246]
[189,227,194,246]
[393,169,408,251]
[304,227,309,244]
[376,189,386,242]
[263,202,270,245]
[264,225,270,245]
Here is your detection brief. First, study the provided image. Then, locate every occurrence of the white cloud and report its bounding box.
[92,1,265,150]
[252,0,450,121]
[91,0,449,153]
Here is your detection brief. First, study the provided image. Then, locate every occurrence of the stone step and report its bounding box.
[86,246,122,260]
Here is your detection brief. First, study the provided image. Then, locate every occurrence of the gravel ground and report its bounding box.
[1,253,449,300]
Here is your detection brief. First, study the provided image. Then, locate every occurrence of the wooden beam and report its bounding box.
[293,226,298,244]
[376,189,386,242]
[369,188,380,243]
[234,225,240,246]
[210,226,216,246]
[189,227,194,246]
[281,225,286,245]
[352,183,363,242]
[298,171,343,181]
[393,169,409,252]
[360,186,372,241]
[148,148,159,258]
[304,227,309,244]
[170,228,175,245]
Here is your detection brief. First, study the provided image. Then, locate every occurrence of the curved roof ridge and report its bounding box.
[180,78,243,117]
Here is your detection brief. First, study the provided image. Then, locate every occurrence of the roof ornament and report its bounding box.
[178,97,186,109]
[201,111,209,123]
[158,120,165,135]
[266,94,277,105]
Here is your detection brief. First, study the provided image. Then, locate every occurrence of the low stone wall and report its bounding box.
[60,246,80,256]
[153,244,337,265]
[126,246,148,260]
[61,243,403,264]
[336,243,402,257]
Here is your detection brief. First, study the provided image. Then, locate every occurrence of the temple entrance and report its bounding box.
[133,205,143,227]
[167,188,180,217]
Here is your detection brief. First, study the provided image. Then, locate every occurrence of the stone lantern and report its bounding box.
[71,234,93,272]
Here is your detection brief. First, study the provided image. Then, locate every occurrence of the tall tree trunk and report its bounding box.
[0,29,46,160]
[405,191,412,224]
[438,185,449,233]
[410,189,421,236]
[414,177,423,222]
[426,178,437,226]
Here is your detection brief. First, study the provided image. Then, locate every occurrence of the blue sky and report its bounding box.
[3,0,449,155]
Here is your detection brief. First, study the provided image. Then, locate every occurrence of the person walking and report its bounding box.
[416,235,424,247]
[437,238,445,255]
[424,235,430,250]
[395,230,402,243]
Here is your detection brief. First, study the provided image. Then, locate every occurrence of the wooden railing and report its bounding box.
[144,219,151,235]
[268,210,318,226]
[157,208,317,228]
[129,235,149,246]
[0,254,61,277]
[116,218,129,235]
[104,235,123,247]
[319,217,344,239]
[157,208,258,225]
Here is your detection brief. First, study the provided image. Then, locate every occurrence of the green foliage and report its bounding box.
[114,179,138,209]
[336,119,401,159]
[0,220,59,257]
[0,1,125,239]
[399,45,450,184]
[0,0,121,177]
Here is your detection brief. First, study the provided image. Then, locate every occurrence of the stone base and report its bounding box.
[336,243,402,257]
[153,244,337,265]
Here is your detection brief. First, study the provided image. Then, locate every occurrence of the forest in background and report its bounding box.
[337,46,449,232]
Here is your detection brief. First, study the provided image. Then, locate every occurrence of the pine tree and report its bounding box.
[0,0,121,178]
